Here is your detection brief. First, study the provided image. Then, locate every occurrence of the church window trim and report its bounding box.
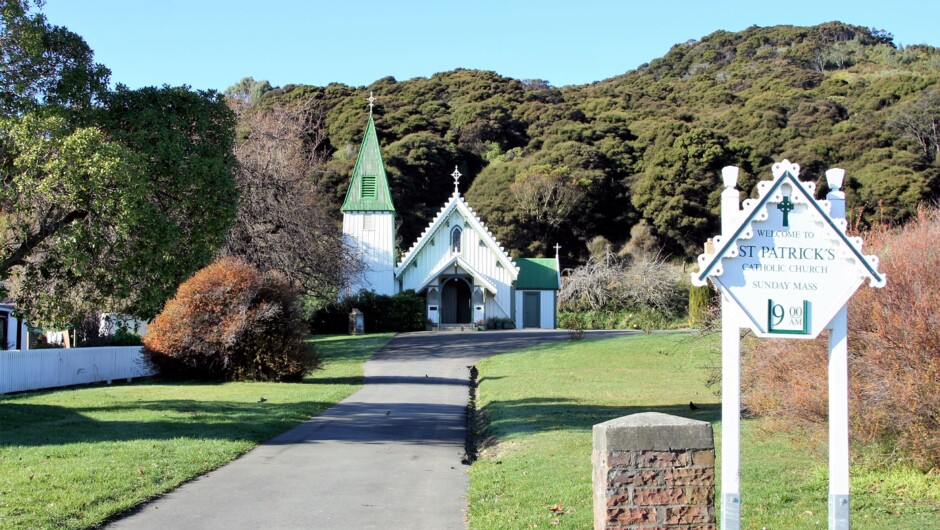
[451,226,462,254]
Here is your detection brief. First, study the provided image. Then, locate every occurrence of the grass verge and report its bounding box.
[467,332,940,529]
[0,333,392,530]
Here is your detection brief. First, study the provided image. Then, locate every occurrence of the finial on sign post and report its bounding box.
[722,166,740,189]
[451,166,461,195]
[367,91,376,115]
[826,168,846,219]
[825,168,845,191]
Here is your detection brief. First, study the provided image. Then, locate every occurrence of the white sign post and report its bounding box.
[693,161,885,530]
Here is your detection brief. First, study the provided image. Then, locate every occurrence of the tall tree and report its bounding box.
[0,0,110,117]
[220,99,360,301]
[93,85,238,320]
[1,2,238,326]
[1,113,150,326]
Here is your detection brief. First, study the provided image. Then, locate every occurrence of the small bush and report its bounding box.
[743,207,940,470]
[687,284,715,327]
[559,251,688,321]
[79,328,143,347]
[143,258,317,382]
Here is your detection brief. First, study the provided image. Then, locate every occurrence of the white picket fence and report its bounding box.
[0,346,154,394]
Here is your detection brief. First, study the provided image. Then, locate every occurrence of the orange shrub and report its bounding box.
[143,258,316,382]
[743,207,940,470]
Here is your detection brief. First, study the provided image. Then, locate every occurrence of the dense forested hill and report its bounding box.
[252,22,940,263]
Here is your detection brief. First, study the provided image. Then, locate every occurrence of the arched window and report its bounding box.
[451,226,462,253]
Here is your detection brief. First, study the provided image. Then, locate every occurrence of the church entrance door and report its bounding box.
[441,278,472,324]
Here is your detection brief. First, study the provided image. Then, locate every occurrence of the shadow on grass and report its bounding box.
[0,398,334,447]
[482,397,721,439]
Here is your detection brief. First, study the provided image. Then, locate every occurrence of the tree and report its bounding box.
[220,99,360,300]
[93,85,239,320]
[1,113,149,327]
[1,2,239,327]
[224,76,273,109]
[1,0,110,117]
[3,86,239,327]
[631,128,737,257]
[509,164,586,245]
[890,87,940,166]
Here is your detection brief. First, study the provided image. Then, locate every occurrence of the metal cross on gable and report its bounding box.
[451,166,461,193]
[367,91,376,114]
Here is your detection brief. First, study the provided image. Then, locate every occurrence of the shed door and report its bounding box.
[523,292,541,328]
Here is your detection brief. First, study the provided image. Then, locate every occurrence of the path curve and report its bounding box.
[108,330,572,530]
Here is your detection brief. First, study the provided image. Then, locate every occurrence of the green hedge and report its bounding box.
[557,307,680,331]
[309,290,425,334]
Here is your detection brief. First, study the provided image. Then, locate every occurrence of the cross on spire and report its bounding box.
[367,91,376,114]
[451,166,461,194]
[554,243,561,259]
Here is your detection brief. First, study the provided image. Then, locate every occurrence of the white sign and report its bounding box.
[693,161,885,339]
[695,160,886,530]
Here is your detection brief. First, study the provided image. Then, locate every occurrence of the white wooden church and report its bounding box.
[341,106,560,329]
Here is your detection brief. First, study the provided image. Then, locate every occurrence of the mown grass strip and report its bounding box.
[467,333,939,529]
[0,333,392,530]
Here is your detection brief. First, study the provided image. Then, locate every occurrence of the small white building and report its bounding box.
[342,105,560,328]
[0,301,29,350]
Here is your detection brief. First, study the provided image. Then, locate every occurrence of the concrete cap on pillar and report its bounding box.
[593,412,714,452]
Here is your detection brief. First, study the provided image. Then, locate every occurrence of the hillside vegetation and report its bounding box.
[254,22,939,262]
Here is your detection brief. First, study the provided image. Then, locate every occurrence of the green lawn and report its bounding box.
[467,333,940,529]
[0,333,392,530]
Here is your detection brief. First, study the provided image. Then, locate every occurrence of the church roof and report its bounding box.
[395,190,519,278]
[341,114,395,212]
[414,255,499,294]
[515,258,560,290]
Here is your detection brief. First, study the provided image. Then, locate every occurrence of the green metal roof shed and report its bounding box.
[515,258,560,290]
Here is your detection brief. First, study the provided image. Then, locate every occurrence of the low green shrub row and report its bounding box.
[557,306,682,331]
[309,290,425,334]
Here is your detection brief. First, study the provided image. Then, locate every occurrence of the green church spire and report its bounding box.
[341,112,396,212]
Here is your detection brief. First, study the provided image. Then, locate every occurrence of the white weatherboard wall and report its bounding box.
[514,290,556,329]
[343,211,396,295]
[0,347,153,394]
[398,209,515,319]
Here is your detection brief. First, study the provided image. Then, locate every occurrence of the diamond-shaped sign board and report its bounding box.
[693,160,885,339]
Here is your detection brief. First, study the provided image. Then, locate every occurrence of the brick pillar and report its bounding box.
[593,412,716,529]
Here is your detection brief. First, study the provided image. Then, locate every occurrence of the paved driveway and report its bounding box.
[108,330,575,530]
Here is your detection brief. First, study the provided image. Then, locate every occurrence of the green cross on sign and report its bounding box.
[777,196,795,227]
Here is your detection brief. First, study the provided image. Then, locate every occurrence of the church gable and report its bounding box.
[395,193,518,283]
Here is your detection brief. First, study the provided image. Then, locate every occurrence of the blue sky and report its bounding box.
[43,0,940,92]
